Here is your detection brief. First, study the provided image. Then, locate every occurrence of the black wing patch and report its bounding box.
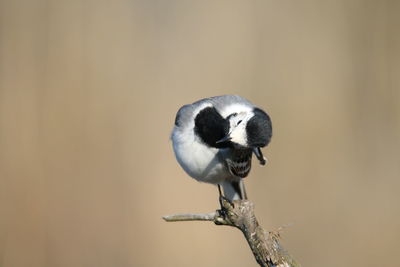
[227,150,252,178]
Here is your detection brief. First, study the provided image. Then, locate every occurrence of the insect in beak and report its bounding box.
[253,147,267,165]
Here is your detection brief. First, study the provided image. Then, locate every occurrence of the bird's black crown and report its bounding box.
[246,108,272,148]
[194,107,230,148]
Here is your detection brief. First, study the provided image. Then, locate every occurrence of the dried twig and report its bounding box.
[163,197,300,267]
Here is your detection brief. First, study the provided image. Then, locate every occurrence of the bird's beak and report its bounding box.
[216,135,232,144]
[253,147,267,165]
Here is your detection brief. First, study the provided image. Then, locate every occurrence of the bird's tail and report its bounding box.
[221,180,247,201]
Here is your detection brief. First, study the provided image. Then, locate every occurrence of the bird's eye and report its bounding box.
[237,120,242,125]
[227,113,238,120]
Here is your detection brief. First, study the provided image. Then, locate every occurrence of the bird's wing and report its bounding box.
[174,104,192,127]
[174,98,212,128]
[175,98,211,130]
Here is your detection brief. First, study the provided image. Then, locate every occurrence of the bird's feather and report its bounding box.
[226,149,252,178]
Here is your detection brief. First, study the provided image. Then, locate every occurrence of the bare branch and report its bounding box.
[162,212,216,222]
[163,198,300,267]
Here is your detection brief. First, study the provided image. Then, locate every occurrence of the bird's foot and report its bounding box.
[217,195,233,219]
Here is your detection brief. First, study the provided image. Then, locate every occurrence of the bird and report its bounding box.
[171,95,272,201]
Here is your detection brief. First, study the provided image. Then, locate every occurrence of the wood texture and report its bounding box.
[164,198,300,267]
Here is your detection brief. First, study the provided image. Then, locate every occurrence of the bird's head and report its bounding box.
[216,108,272,164]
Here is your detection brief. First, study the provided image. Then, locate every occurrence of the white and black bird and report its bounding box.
[171,95,272,201]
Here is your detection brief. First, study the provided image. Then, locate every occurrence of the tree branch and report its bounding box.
[163,212,217,222]
[163,197,300,267]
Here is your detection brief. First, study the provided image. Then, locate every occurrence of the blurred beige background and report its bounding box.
[1,1,399,266]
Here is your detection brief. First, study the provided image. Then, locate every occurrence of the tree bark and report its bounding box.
[163,197,300,267]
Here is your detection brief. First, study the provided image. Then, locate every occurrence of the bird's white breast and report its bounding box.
[171,126,231,184]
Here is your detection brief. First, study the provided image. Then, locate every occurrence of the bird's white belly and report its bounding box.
[172,130,231,184]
